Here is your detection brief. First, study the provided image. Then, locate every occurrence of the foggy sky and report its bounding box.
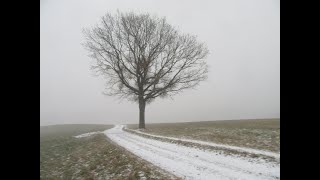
[40,0,280,126]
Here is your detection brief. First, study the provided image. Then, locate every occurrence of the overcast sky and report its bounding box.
[40,0,280,126]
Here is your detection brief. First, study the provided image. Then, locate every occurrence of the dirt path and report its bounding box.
[104,125,280,180]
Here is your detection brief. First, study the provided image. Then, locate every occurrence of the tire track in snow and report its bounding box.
[118,131,273,179]
[104,125,280,180]
[127,128,280,159]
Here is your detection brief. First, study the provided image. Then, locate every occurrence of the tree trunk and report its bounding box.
[139,99,146,129]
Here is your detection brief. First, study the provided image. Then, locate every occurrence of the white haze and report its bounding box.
[40,0,280,126]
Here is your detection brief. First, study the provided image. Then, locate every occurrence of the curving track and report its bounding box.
[104,125,280,180]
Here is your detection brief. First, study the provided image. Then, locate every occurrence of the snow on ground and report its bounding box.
[74,131,102,138]
[105,125,280,180]
[128,127,280,159]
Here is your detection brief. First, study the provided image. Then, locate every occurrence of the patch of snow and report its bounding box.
[138,171,147,180]
[74,131,102,138]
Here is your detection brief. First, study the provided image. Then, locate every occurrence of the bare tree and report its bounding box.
[83,12,209,129]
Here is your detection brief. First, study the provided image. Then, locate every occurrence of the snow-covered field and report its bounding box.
[105,125,280,180]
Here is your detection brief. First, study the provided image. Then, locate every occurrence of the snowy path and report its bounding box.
[128,128,280,159]
[104,125,280,180]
